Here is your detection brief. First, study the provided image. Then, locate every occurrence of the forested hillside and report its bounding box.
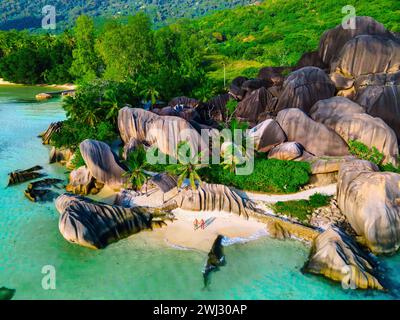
[0,0,257,30]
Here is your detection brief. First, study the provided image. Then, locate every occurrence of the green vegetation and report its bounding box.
[271,193,332,223]
[0,31,73,84]
[123,145,150,191]
[200,159,311,194]
[348,140,400,173]
[191,0,399,83]
[70,148,86,169]
[0,0,256,31]
[166,142,204,190]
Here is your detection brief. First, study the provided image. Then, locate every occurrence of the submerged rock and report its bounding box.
[203,235,226,288]
[310,97,399,166]
[276,108,349,157]
[0,287,15,300]
[80,139,128,190]
[337,160,400,254]
[56,193,173,249]
[304,226,384,290]
[24,178,64,202]
[8,166,44,186]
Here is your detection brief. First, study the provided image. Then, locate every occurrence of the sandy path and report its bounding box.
[243,184,337,203]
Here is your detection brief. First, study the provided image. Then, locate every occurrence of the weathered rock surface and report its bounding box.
[275,67,335,114]
[268,142,304,161]
[175,184,258,219]
[310,97,399,166]
[49,147,73,165]
[169,96,200,108]
[295,50,327,70]
[24,178,64,202]
[235,87,269,124]
[337,160,400,254]
[80,139,128,190]
[319,16,392,66]
[66,166,103,196]
[304,226,384,290]
[39,121,62,145]
[330,35,400,90]
[248,119,286,152]
[118,107,208,159]
[276,108,349,157]
[355,78,400,140]
[257,66,288,87]
[229,76,248,100]
[56,193,172,249]
[8,166,44,186]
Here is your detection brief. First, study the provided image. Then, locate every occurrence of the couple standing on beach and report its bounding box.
[194,219,206,230]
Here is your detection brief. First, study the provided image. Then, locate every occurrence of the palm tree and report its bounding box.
[102,88,121,124]
[167,141,204,190]
[123,145,149,191]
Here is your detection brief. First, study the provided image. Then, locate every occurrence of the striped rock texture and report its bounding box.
[304,226,384,290]
[310,97,399,166]
[80,139,128,190]
[337,160,400,254]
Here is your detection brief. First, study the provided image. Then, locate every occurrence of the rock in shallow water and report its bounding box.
[337,160,400,255]
[203,235,226,288]
[8,165,44,186]
[304,227,384,290]
[55,193,173,249]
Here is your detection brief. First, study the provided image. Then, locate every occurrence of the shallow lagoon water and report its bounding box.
[0,85,399,300]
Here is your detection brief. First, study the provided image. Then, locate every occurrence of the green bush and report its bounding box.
[50,119,117,150]
[70,148,86,169]
[272,193,332,223]
[200,159,311,194]
[348,140,400,173]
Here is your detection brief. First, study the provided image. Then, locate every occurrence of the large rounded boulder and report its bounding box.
[235,87,269,124]
[276,108,349,157]
[247,119,286,152]
[319,16,392,66]
[304,226,384,290]
[80,139,128,190]
[275,67,336,114]
[118,107,208,159]
[56,194,155,249]
[355,73,400,140]
[330,35,400,93]
[310,97,399,166]
[337,160,400,254]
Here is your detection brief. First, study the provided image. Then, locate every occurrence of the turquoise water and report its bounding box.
[0,85,399,300]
